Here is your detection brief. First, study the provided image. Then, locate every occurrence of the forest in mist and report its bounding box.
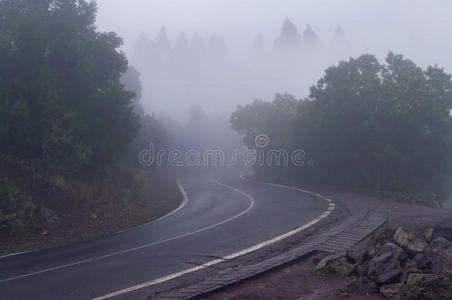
[130,19,350,120]
[1,0,452,237]
[96,0,452,123]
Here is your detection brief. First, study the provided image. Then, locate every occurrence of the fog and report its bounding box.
[95,0,452,121]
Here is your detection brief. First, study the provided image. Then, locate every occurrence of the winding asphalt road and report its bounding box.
[0,173,329,299]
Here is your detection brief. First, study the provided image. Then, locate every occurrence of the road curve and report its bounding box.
[0,173,329,299]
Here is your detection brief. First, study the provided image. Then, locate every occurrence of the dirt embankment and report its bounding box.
[0,165,182,256]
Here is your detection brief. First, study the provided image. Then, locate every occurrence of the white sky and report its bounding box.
[95,0,452,69]
[94,0,452,118]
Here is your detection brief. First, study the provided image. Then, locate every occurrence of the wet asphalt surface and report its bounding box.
[0,172,327,299]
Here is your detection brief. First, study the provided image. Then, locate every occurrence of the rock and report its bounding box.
[441,266,452,281]
[314,252,355,277]
[401,259,425,284]
[442,267,452,280]
[344,276,377,295]
[379,283,402,299]
[368,243,382,258]
[49,176,68,192]
[39,206,60,226]
[312,252,329,264]
[367,252,402,284]
[346,248,368,265]
[423,227,434,242]
[432,226,452,242]
[14,197,36,227]
[403,259,418,271]
[380,242,407,261]
[393,226,427,254]
[430,236,452,258]
[415,248,445,274]
[356,261,370,276]
[335,288,349,297]
[406,273,452,299]
[401,268,425,284]
[314,252,345,274]
[329,257,356,277]
[400,260,420,284]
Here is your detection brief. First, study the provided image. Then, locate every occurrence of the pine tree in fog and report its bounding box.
[252,33,266,54]
[128,22,358,120]
[207,35,228,59]
[189,33,207,66]
[328,25,352,63]
[152,26,171,60]
[172,33,195,103]
[133,33,151,63]
[274,18,302,54]
[172,33,189,64]
[302,25,322,50]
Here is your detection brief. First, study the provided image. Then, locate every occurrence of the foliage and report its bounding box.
[0,176,32,230]
[231,53,452,197]
[120,64,169,168]
[231,93,298,150]
[0,0,140,176]
[231,93,299,179]
[120,65,145,116]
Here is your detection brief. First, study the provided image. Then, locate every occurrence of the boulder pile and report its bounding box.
[314,226,452,299]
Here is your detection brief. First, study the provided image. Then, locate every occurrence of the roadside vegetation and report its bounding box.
[231,53,452,202]
[0,0,179,253]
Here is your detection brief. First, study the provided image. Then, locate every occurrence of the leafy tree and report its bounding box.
[378,53,452,191]
[0,0,139,175]
[120,65,144,116]
[231,53,452,197]
[297,54,385,187]
[120,64,169,169]
[298,53,452,192]
[231,94,298,179]
[231,94,298,149]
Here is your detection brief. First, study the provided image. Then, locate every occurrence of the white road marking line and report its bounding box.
[0,179,253,284]
[153,180,189,223]
[91,177,335,300]
[0,249,35,260]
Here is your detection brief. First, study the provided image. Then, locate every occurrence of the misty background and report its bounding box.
[96,0,452,122]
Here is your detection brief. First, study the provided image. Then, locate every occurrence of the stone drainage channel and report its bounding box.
[155,207,388,300]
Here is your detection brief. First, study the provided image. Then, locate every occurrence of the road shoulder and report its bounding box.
[204,191,452,300]
[0,170,183,257]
